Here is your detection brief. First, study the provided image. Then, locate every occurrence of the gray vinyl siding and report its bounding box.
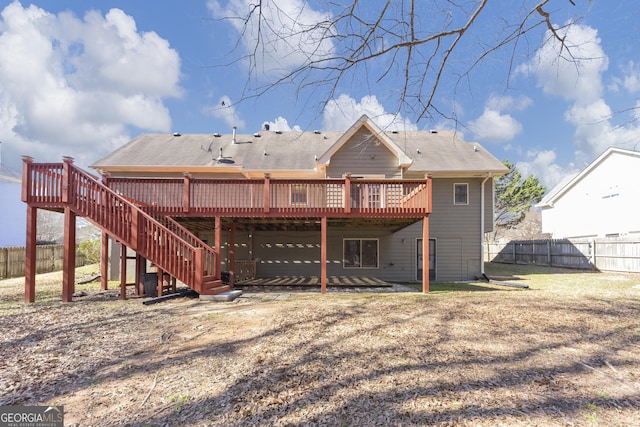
[428,178,483,281]
[326,127,402,178]
[194,177,488,282]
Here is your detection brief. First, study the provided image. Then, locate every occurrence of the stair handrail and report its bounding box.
[25,161,207,292]
[157,216,217,278]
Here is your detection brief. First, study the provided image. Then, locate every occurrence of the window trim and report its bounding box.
[453,182,469,205]
[343,238,379,269]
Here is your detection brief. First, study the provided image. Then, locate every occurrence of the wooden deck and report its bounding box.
[235,276,396,288]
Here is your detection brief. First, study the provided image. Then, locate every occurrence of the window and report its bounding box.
[454,183,468,205]
[343,239,378,268]
[290,184,308,205]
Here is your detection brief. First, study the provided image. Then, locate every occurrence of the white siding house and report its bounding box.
[537,148,640,239]
[0,165,25,247]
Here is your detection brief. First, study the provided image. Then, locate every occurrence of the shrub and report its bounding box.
[78,239,101,264]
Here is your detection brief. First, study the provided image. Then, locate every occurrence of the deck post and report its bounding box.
[214,216,222,280]
[24,205,37,303]
[135,253,145,296]
[229,223,235,287]
[62,207,76,302]
[183,172,191,213]
[61,156,74,204]
[321,216,327,294]
[157,267,164,297]
[426,175,432,213]
[344,174,351,214]
[100,232,109,290]
[120,243,127,299]
[422,215,429,293]
[263,173,271,214]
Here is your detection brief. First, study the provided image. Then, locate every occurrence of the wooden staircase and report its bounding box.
[22,159,229,296]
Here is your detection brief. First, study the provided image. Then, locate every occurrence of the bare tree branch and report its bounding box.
[212,0,584,126]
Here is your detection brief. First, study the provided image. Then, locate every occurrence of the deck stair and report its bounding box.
[23,160,227,296]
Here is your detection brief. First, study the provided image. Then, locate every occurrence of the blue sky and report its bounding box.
[1,0,640,191]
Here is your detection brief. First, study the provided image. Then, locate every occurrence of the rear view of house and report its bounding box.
[21,115,507,301]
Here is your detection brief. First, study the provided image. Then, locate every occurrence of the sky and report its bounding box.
[1,0,640,192]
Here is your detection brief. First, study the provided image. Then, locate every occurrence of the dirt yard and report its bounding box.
[1,264,639,426]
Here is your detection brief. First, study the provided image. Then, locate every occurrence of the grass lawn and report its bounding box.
[0,263,639,426]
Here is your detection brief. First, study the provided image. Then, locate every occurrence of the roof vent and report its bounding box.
[254,133,261,137]
[264,123,270,131]
[232,126,237,144]
[430,129,437,134]
[213,133,221,137]
[314,130,321,134]
[392,130,399,134]
[216,147,235,164]
[275,130,283,134]
[173,132,181,137]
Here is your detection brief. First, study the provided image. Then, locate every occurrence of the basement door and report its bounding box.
[416,239,436,281]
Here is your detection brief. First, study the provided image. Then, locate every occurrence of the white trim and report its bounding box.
[453,182,469,205]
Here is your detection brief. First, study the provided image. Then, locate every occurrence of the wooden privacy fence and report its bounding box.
[0,245,86,279]
[485,238,640,273]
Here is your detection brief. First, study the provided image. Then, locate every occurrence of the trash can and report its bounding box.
[143,273,158,297]
[221,271,230,285]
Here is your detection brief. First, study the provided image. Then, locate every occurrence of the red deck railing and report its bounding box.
[105,175,431,217]
[22,159,206,292]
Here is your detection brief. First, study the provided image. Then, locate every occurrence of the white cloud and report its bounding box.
[519,23,608,103]
[322,94,417,131]
[207,95,245,129]
[468,95,529,142]
[208,0,334,79]
[0,2,181,170]
[263,116,301,132]
[518,22,640,170]
[516,149,578,192]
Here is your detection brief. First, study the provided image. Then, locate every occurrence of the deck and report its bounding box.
[235,276,417,292]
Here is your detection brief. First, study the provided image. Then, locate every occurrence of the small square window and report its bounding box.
[454,183,468,205]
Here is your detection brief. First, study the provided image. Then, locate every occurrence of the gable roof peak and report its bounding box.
[317,115,413,167]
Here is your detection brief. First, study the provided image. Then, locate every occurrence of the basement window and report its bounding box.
[454,183,468,205]
[343,239,379,269]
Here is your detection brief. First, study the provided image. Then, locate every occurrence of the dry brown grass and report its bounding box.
[1,263,639,426]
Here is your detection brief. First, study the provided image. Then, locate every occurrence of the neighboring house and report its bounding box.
[537,147,640,239]
[0,164,25,247]
[21,115,508,301]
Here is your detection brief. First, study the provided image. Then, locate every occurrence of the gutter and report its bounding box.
[480,172,492,275]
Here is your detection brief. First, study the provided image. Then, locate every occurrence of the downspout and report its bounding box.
[480,173,492,275]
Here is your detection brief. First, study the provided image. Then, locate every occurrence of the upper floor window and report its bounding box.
[454,183,468,205]
[290,184,308,205]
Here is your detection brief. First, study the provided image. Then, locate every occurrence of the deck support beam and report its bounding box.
[62,207,76,302]
[229,222,235,287]
[157,267,164,298]
[214,216,222,280]
[24,205,37,303]
[321,217,327,294]
[135,253,145,295]
[422,216,430,293]
[120,243,127,299]
[101,232,109,290]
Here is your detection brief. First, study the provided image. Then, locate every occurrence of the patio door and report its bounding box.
[416,239,436,281]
